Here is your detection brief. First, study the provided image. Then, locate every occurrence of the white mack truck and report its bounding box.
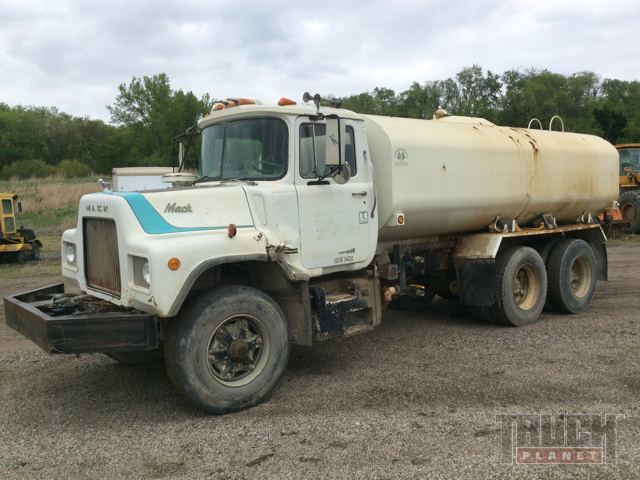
[5,94,618,413]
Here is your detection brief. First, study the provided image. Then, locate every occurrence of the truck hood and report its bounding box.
[89,186,255,234]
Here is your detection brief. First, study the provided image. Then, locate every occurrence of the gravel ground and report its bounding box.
[1,243,639,479]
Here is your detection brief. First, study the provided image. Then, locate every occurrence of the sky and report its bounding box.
[1,0,638,122]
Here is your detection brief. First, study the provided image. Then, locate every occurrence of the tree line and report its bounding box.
[1,67,638,179]
[0,73,211,178]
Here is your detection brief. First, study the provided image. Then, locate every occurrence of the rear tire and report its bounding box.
[106,349,163,365]
[487,246,547,327]
[165,285,290,414]
[547,239,597,314]
[30,245,40,261]
[619,191,640,233]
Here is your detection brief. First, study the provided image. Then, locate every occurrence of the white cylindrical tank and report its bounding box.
[362,115,618,242]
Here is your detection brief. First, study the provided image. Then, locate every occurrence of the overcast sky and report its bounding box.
[1,0,638,122]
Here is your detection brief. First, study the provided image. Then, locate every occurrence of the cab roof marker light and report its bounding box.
[278,97,297,106]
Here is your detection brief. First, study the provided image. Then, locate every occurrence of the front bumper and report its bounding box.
[4,284,159,354]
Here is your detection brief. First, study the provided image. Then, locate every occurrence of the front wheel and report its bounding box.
[165,285,290,414]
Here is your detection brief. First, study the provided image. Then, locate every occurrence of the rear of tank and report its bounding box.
[362,115,618,242]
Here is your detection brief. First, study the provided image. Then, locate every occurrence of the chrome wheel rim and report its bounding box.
[206,314,268,386]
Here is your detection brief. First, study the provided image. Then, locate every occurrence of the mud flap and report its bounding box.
[456,259,497,307]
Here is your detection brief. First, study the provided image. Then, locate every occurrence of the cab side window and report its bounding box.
[2,199,12,215]
[300,124,357,178]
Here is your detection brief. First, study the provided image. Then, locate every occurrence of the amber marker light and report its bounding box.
[168,258,181,270]
[228,223,237,238]
[397,214,405,225]
[278,97,297,106]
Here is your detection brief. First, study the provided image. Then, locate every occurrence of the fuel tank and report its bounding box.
[363,115,618,242]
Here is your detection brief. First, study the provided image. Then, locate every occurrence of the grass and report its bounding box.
[0,175,103,234]
[0,176,102,278]
[0,234,62,279]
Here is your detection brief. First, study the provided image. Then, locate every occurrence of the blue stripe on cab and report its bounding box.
[111,192,252,235]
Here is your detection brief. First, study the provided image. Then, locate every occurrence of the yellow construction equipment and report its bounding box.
[0,193,42,263]
[616,144,640,232]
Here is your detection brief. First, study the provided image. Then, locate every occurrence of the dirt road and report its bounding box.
[1,243,639,479]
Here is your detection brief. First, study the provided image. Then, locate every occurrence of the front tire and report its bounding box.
[487,246,547,326]
[547,239,597,314]
[165,285,290,414]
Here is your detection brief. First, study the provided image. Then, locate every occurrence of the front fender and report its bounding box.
[166,253,268,317]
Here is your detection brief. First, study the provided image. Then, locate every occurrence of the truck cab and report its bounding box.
[58,104,378,321]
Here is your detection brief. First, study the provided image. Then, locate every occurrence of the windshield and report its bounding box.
[619,148,640,175]
[200,118,288,180]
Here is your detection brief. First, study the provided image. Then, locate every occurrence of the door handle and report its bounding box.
[352,191,367,197]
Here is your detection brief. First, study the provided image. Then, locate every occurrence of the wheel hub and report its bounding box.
[569,257,591,298]
[512,264,539,311]
[230,340,250,359]
[207,316,264,383]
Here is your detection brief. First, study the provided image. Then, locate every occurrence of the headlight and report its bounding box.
[142,260,151,285]
[132,256,150,288]
[64,242,77,266]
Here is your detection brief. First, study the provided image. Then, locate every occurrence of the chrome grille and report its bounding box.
[83,218,121,297]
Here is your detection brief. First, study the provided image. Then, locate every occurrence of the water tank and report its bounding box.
[362,115,618,241]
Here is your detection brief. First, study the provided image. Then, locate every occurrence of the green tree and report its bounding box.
[454,65,502,120]
[107,73,212,165]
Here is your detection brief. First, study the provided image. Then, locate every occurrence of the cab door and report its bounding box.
[294,118,377,270]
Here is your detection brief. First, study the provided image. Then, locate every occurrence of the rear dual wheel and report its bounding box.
[478,240,597,325]
[546,239,597,314]
[485,246,547,326]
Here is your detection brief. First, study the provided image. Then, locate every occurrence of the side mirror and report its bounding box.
[324,117,342,167]
[16,201,22,213]
[332,163,351,185]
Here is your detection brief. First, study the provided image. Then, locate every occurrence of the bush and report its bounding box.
[1,159,57,179]
[57,159,92,178]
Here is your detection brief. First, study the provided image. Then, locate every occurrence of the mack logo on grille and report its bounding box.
[165,202,193,213]
[86,204,109,213]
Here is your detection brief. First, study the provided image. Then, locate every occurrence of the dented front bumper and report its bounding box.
[3,284,159,354]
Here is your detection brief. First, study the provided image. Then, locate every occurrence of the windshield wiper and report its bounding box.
[194,175,219,184]
[194,176,257,186]
[217,178,257,186]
